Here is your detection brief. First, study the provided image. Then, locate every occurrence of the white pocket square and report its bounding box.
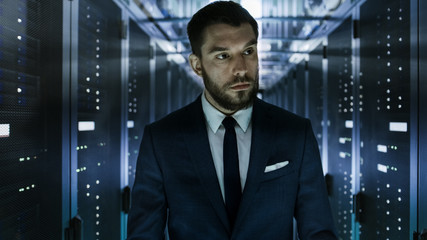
[264,161,289,173]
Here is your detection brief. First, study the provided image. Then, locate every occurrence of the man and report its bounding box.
[127,1,337,239]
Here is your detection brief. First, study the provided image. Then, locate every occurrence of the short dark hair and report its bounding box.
[187,1,259,57]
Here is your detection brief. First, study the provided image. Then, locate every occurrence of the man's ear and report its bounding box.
[189,54,203,77]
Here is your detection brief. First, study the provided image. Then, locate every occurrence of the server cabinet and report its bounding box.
[281,81,288,110]
[154,46,168,121]
[186,78,203,106]
[259,87,272,105]
[274,82,287,110]
[272,0,423,238]
[259,83,275,106]
[127,19,151,189]
[76,0,122,239]
[419,0,427,234]
[294,61,306,117]
[307,44,325,159]
[169,61,203,111]
[358,0,411,239]
[282,79,291,110]
[326,17,354,240]
[169,62,184,112]
[0,0,64,239]
[286,73,296,113]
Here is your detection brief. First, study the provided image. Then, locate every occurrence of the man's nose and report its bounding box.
[232,55,248,77]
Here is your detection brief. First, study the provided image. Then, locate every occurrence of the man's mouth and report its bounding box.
[230,83,251,91]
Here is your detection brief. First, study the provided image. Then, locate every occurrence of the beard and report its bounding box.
[202,65,259,112]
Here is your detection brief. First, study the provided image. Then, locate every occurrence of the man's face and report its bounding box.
[189,23,259,114]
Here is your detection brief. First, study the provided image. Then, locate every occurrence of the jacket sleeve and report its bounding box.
[127,125,167,240]
[294,120,338,240]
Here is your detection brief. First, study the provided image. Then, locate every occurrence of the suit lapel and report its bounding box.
[234,99,276,230]
[182,96,231,233]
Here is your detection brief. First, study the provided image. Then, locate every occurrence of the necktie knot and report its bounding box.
[222,117,236,130]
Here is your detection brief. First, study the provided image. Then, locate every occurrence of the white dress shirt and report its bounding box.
[201,92,253,200]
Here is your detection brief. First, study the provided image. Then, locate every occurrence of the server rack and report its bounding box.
[275,0,422,238]
[262,81,281,109]
[286,73,296,113]
[127,18,151,190]
[75,0,123,239]
[0,0,64,239]
[294,61,306,117]
[0,0,160,238]
[154,46,169,121]
[419,0,427,236]
[358,0,411,238]
[326,17,354,240]
[277,81,287,110]
[307,44,325,164]
[169,62,184,113]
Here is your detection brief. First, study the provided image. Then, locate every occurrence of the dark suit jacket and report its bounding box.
[128,96,337,240]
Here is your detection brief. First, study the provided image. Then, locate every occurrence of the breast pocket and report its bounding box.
[261,161,295,182]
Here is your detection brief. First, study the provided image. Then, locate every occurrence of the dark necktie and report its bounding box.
[222,116,242,228]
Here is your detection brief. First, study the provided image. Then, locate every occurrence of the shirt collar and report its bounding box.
[201,91,253,133]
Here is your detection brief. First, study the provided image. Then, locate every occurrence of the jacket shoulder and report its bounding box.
[255,98,308,123]
[148,96,203,130]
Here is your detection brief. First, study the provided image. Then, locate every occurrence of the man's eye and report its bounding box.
[216,53,229,60]
[243,48,254,55]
